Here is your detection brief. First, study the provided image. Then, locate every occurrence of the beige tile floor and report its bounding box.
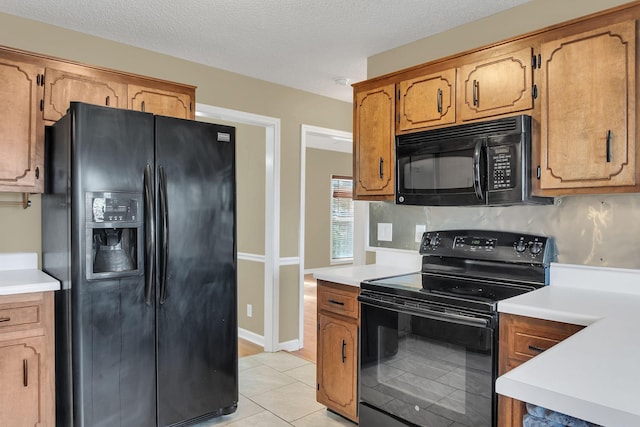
[195,351,355,427]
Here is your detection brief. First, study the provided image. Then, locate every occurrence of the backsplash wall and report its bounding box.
[369,193,640,269]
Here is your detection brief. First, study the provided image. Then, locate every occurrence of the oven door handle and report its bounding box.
[358,295,491,328]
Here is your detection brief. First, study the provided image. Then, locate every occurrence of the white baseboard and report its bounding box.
[238,328,301,353]
[278,339,301,352]
[238,328,264,347]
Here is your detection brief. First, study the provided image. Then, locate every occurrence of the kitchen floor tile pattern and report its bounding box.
[194,351,354,427]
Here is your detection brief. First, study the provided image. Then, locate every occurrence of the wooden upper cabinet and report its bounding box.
[128,84,193,119]
[539,21,636,191]
[353,84,395,200]
[397,69,456,132]
[43,67,127,122]
[458,47,533,121]
[0,57,43,193]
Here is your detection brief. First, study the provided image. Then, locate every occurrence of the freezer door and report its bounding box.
[155,116,238,426]
[47,103,157,427]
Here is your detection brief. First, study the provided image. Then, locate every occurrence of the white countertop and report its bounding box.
[496,263,640,426]
[0,253,60,296]
[313,264,418,287]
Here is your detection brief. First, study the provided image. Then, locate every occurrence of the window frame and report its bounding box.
[329,174,354,264]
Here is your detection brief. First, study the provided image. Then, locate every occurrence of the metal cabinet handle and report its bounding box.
[106,95,110,106]
[0,317,10,323]
[379,157,384,180]
[472,79,479,107]
[606,129,612,163]
[528,345,546,353]
[437,88,442,113]
[23,359,28,387]
[328,299,344,306]
[341,340,346,363]
[141,100,146,112]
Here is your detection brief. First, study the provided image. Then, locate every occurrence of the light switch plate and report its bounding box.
[415,225,426,242]
[378,223,393,242]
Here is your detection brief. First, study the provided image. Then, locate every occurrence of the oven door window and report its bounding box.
[360,302,494,427]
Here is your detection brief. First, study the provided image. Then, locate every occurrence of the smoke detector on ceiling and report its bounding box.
[333,77,351,86]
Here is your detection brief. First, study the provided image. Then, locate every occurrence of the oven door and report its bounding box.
[358,292,496,427]
[395,134,487,206]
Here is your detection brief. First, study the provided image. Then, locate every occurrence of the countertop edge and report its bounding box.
[313,264,418,287]
[0,269,61,296]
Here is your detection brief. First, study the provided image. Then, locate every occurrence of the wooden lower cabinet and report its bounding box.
[316,280,359,422]
[497,313,584,427]
[0,292,55,426]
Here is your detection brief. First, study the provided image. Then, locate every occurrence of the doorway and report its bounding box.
[298,125,353,356]
[196,103,281,352]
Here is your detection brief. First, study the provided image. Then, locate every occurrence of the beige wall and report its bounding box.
[304,148,353,270]
[238,259,265,334]
[0,12,352,344]
[368,0,633,78]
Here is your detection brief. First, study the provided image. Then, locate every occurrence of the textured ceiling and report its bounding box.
[0,0,531,103]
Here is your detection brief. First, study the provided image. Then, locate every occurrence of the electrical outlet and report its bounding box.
[247,304,252,318]
[415,225,426,242]
[378,223,393,241]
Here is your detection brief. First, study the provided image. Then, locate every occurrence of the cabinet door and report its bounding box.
[497,313,584,427]
[458,47,533,121]
[353,84,395,200]
[43,67,127,121]
[397,69,456,132]
[316,312,358,421]
[0,338,44,426]
[539,21,636,191]
[0,58,43,193]
[128,84,193,119]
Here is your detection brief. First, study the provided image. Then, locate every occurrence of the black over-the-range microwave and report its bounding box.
[395,114,553,206]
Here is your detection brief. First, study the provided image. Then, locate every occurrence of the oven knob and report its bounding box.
[430,237,440,247]
[515,241,527,253]
[530,242,543,255]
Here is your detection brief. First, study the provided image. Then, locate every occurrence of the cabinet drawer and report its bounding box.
[0,306,39,329]
[499,313,584,375]
[513,332,562,359]
[318,281,359,319]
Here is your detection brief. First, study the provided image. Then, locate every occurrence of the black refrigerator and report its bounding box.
[42,102,238,427]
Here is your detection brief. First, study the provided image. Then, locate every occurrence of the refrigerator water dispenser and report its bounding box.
[85,192,143,279]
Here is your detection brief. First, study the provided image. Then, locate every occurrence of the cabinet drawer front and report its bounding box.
[513,332,561,358]
[0,306,39,329]
[318,284,359,319]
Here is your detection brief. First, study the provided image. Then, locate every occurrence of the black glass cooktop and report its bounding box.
[361,271,542,313]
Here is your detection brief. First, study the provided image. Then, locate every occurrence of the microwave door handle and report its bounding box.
[473,140,484,201]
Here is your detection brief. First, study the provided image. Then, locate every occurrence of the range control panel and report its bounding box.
[420,229,555,265]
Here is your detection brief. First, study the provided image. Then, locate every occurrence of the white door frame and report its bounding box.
[197,103,281,352]
[298,124,352,348]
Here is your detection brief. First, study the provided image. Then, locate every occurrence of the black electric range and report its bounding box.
[358,230,556,427]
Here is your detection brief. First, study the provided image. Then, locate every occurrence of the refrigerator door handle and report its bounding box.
[144,164,155,306]
[159,166,169,304]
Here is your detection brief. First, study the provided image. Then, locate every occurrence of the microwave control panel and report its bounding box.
[488,145,516,190]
